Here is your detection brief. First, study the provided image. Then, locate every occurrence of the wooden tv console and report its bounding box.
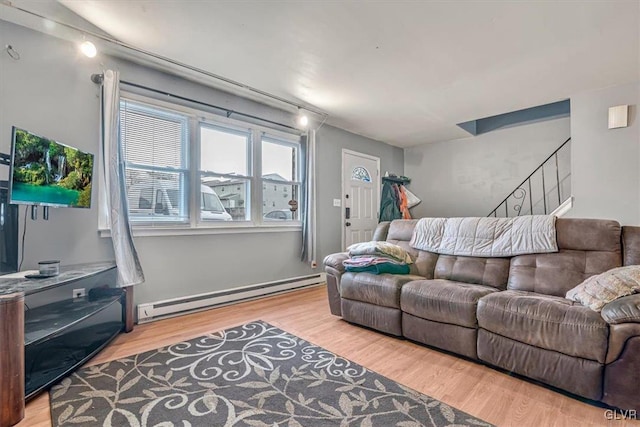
[0,262,134,426]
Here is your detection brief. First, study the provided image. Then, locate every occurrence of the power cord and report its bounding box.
[18,205,28,271]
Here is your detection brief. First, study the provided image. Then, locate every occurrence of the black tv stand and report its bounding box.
[0,262,124,425]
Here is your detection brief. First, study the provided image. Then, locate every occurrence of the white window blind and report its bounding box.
[119,100,189,223]
[120,101,186,168]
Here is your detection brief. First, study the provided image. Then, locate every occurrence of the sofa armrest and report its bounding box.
[323,252,349,316]
[601,294,640,324]
[323,252,349,274]
[622,226,640,266]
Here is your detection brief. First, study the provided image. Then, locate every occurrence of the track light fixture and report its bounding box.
[80,40,97,58]
[2,1,328,123]
[297,108,309,128]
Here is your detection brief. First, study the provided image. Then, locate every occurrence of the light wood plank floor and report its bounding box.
[20,285,638,427]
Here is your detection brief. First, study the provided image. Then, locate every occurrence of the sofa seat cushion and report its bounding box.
[340,272,425,309]
[401,279,499,328]
[477,290,609,363]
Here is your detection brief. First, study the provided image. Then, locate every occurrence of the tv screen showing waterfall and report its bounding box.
[9,127,94,208]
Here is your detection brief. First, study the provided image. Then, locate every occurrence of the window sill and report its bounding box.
[99,223,302,238]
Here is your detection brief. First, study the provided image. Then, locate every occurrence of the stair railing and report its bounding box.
[488,137,571,217]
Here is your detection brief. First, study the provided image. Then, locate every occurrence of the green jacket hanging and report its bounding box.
[379,181,402,222]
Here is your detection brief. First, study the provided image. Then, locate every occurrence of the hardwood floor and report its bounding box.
[20,285,638,427]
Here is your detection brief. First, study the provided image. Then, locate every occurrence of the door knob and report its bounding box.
[345,222,351,226]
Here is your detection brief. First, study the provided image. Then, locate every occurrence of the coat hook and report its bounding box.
[5,45,20,60]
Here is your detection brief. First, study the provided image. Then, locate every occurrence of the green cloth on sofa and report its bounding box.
[345,262,411,275]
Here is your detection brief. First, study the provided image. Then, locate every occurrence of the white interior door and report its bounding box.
[342,150,380,250]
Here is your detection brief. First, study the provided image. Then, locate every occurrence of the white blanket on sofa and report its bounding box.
[409,216,558,257]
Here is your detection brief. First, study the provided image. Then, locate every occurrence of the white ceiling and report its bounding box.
[49,1,640,146]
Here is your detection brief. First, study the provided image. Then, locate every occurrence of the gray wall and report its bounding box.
[0,21,115,267]
[404,117,571,217]
[0,21,403,305]
[316,125,404,257]
[567,82,640,225]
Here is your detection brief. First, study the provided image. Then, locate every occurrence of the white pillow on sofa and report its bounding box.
[347,241,413,264]
[566,266,640,312]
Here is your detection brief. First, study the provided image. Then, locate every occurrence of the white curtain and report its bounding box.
[301,129,317,265]
[101,70,145,286]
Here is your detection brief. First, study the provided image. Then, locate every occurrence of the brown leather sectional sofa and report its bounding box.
[323,218,640,411]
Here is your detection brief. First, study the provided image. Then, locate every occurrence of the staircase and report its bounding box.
[488,137,571,217]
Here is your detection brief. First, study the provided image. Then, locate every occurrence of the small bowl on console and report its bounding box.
[38,260,60,277]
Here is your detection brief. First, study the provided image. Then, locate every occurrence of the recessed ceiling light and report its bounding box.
[80,40,97,58]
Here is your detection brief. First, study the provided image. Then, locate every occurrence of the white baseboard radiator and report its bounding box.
[137,273,326,323]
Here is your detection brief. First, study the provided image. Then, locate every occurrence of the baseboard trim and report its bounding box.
[137,273,326,323]
[552,196,574,217]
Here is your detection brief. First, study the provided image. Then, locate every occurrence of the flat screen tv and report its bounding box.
[9,127,94,208]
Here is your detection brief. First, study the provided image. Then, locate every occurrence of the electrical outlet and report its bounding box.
[73,288,86,299]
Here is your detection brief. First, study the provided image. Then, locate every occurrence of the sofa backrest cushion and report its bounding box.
[386,219,438,278]
[508,218,622,297]
[387,219,418,241]
[556,218,621,252]
[373,221,391,242]
[435,256,510,289]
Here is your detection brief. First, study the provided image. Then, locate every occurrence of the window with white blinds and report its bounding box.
[116,95,303,231]
[119,100,189,223]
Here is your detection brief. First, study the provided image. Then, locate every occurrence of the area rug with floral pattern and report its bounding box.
[50,320,493,427]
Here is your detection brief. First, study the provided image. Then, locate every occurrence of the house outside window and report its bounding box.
[200,124,251,221]
[262,137,300,221]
